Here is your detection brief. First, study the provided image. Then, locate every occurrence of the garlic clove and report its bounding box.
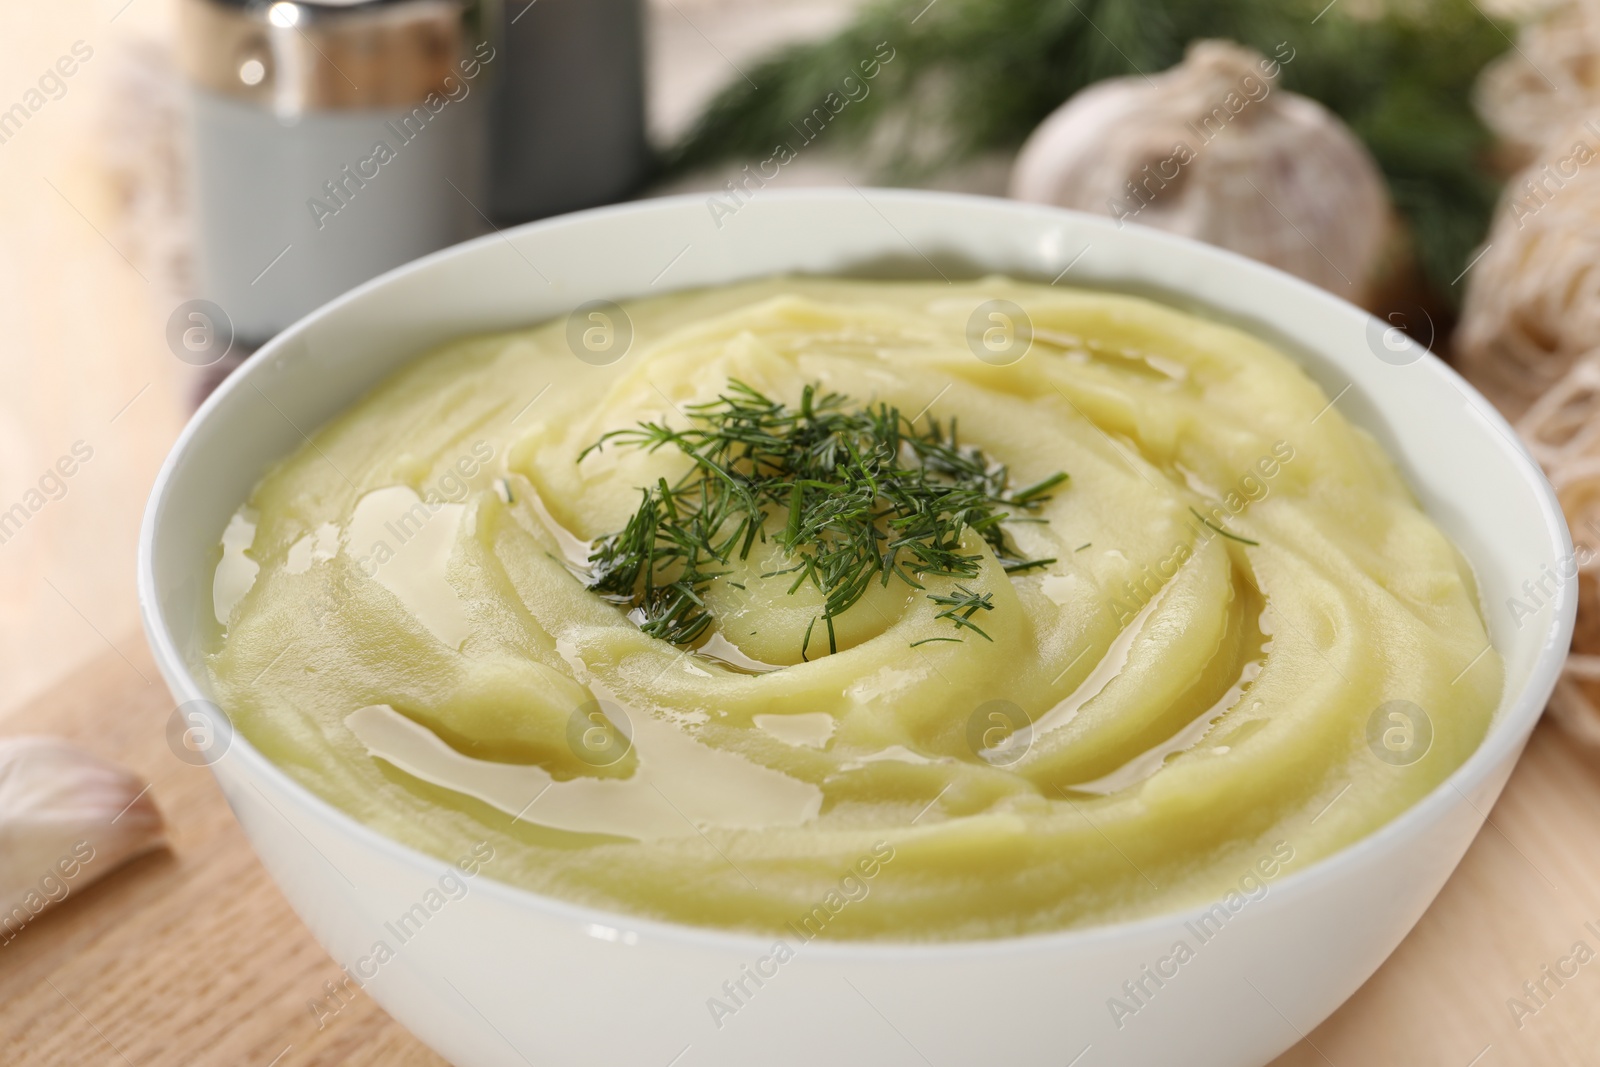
[1009,39,1395,308]
[0,737,166,940]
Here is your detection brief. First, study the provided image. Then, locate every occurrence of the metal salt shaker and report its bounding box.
[178,0,490,344]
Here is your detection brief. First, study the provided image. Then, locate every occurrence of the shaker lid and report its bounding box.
[178,0,479,113]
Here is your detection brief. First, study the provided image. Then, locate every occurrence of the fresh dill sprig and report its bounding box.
[1189,506,1260,546]
[579,380,1066,657]
[927,584,996,641]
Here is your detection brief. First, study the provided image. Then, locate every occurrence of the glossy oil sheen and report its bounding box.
[204,276,1501,940]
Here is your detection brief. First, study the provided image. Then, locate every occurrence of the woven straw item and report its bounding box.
[1457,117,1600,420]
[1516,356,1600,741]
[1476,0,1600,170]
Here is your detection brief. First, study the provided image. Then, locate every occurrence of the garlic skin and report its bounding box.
[0,737,165,936]
[1456,118,1600,419]
[1009,39,1394,307]
[1476,0,1600,170]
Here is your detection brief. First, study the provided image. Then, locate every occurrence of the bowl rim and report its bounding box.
[139,187,1577,960]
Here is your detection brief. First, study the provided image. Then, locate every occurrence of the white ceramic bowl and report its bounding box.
[139,190,1575,1067]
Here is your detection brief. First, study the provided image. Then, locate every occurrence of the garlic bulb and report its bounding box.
[1009,39,1395,307]
[0,737,165,939]
[1476,0,1600,170]
[1455,117,1600,419]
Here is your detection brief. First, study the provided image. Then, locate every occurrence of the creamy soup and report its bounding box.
[207,278,1501,940]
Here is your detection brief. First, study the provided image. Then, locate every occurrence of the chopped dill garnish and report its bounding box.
[927,584,995,642]
[578,380,1067,657]
[1075,542,1091,552]
[1189,507,1260,546]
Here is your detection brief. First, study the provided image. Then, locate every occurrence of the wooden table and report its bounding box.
[1,639,1598,1066]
